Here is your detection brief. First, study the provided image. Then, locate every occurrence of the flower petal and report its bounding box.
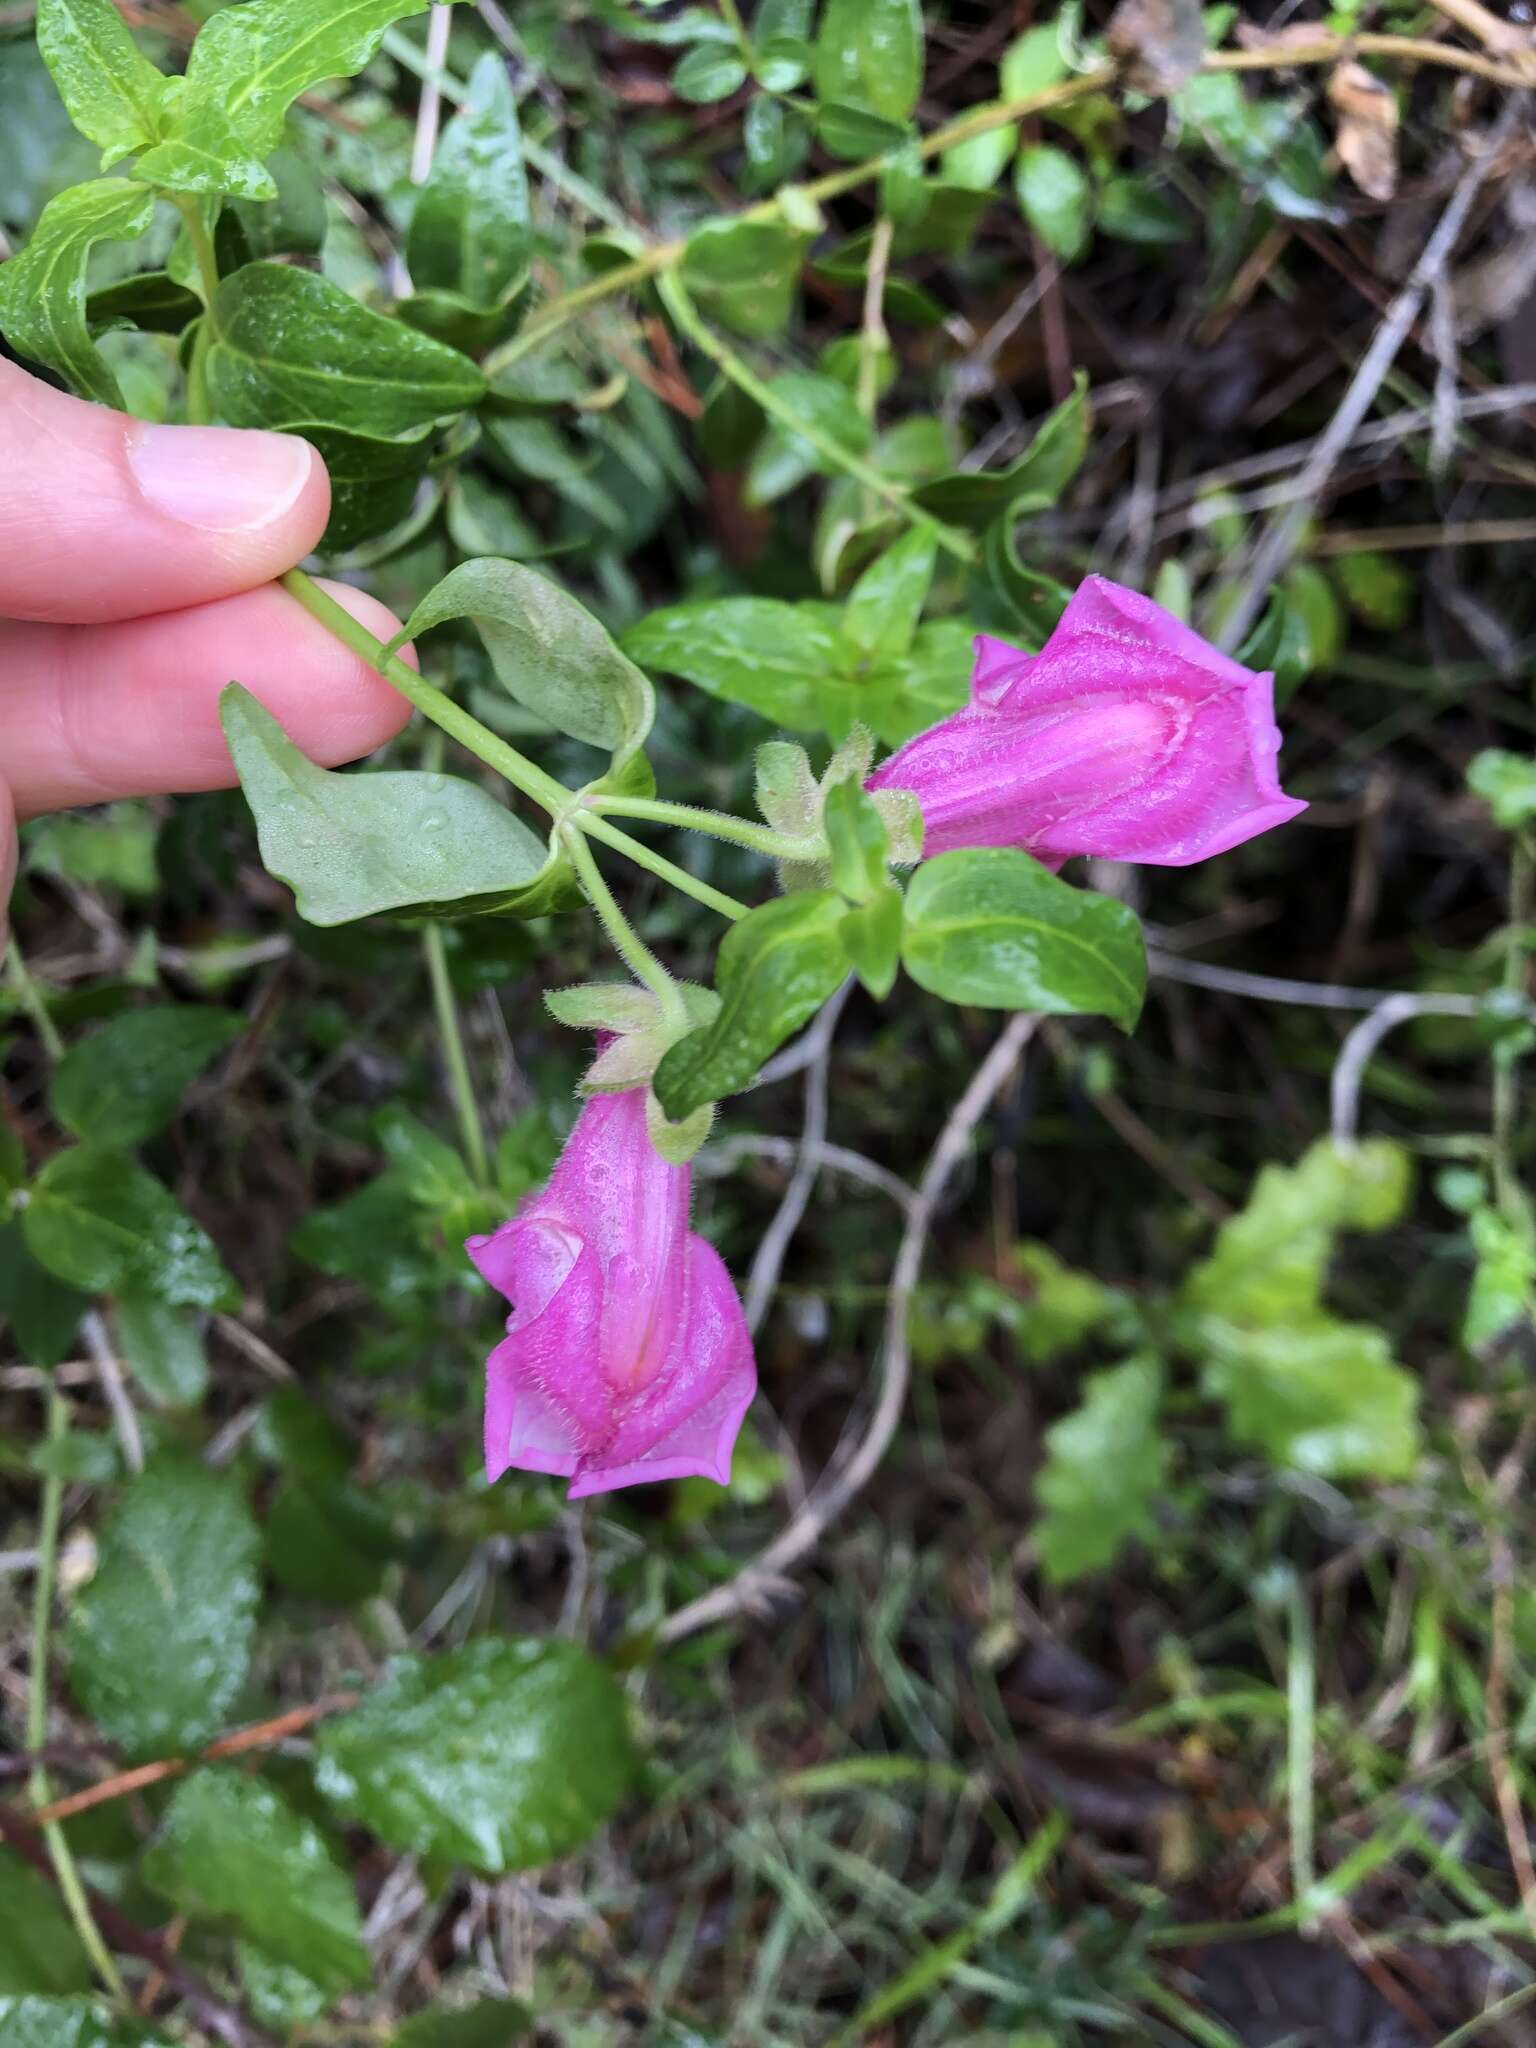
[482,1238,605,1483]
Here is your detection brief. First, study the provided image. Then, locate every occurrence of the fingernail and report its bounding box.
[128,425,315,533]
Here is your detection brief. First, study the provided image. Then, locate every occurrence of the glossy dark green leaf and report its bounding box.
[654,893,851,1119]
[695,376,764,467]
[51,1005,242,1147]
[0,178,155,406]
[902,848,1146,1030]
[314,1639,637,1873]
[216,145,327,265]
[1014,144,1092,260]
[85,270,200,335]
[842,525,936,661]
[0,1223,88,1370]
[672,43,748,102]
[1098,173,1191,245]
[394,560,654,760]
[911,372,1088,527]
[114,1289,208,1409]
[981,516,1073,646]
[813,100,908,160]
[741,95,810,192]
[301,423,433,554]
[814,0,924,124]
[36,0,169,163]
[178,0,443,159]
[208,263,485,438]
[144,1769,371,1997]
[680,218,804,339]
[407,52,530,309]
[221,684,553,924]
[744,372,873,505]
[134,98,275,202]
[0,1852,91,1996]
[398,286,519,355]
[622,598,837,729]
[1035,1357,1169,1583]
[0,1999,172,2048]
[23,1148,237,1309]
[67,1454,261,1759]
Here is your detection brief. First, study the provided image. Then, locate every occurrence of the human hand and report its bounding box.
[0,361,413,940]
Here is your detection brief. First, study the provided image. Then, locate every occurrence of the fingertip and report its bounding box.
[273,578,415,766]
[308,577,419,673]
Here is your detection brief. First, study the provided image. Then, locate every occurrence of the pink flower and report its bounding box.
[467,1088,756,1499]
[866,576,1307,868]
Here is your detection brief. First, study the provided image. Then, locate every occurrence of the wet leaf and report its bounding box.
[36,0,170,165]
[1014,144,1092,261]
[24,1148,237,1310]
[1035,1357,1170,1582]
[903,849,1147,1029]
[114,1290,209,1410]
[314,1638,636,1873]
[814,0,924,125]
[221,685,554,925]
[0,178,155,406]
[407,51,530,309]
[623,596,836,729]
[0,1852,91,1996]
[680,217,804,338]
[51,1006,242,1148]
[67,1454,261,1759]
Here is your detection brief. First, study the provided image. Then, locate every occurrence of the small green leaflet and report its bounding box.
[207,263,486,438]
[180,0,450,160]
[407,51,531,309]
[135,97,276,203]
[0,178,155,406]
[114,1289,209,1410]
[0,1852,92,1997]
[1034,1356,1169,1583]
[814,0,925,125]
[37,0,170,165]
[314,1639,637,1874]
[23,1147,237,1310]
[394,560,655,763]
[902,849,1147,1031]
[912,373,1089,526]
[654,893,852,1120]
[144,1770,372,1999]
[66,1455,262,1760]
[220,685,554,925]
[51,1005,243,1148]
[679,218,805,339]
[624,598,837,730]
[1014,143,1092,261]
[0,1224,88,1371]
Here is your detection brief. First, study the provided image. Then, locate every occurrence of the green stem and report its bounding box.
[278,572,751,919]
[589,794,818,863]
[30,1386,126,2000]
[423,922,489,1186]
[715,0,754,66]
[562,825,686,1025]
[5,942,63,1062]
[279,570,572,818]
[1492,838,1533,1217]
[579,812,750,921]
[173,197,221,426]
[658,272,973,563]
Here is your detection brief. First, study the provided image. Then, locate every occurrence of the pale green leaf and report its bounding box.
[0,178,155,406]
[37,0,170,164]
[23,1147,237,1310]
[1035,1357,1169,1582]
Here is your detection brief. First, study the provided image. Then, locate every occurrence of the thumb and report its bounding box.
[0,362,332,626]
[0,778,14,958]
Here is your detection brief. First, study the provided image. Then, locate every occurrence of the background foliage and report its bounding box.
[3,0,1536,2042]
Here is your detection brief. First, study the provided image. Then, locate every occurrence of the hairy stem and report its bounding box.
[173,197,221,427]
[423,922,490,1186]
[578,812,751,921]
[562,825,686,1026]
[30,1385,126,2000]
[589,794,819,864]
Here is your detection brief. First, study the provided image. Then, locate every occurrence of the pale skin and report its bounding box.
[0,360,415,940]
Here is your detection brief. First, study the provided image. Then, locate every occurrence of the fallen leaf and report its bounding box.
[1108,0,1206,95]
[1327,60,1399,202]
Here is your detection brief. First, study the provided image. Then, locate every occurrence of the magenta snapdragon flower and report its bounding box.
[468,1087,756,1499]
[865,576,1307,868]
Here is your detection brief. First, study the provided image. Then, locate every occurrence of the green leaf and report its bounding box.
[672,44,748,101]
[314,1639,637,1874]
[179,0,442,160]
[1464,1203,1536,1353]
[902,849,1147,1030]
[1183,1139,1412,1327]
[842,526,937,662]
[397,560,654,761]
[941,113,1019,192]
[220,685,553,925]
[911,373,1088,526]
[1035,1357,1169,1583]
[114,1289,208,1409]
[0,178,156,406]
[395,2001,532,2048]
[24,1147,236,1310]
[1181,1140,1419,1480]
[302,423,434,554]
[839,886,902,1001]
[1333,547,1412,630]
[0,1851,91,1996]
[51,1006,242,1148]
[407,52,530,309]
[143,1769,371,1998]
[265,1476,396,1603]
[814,0,924,125]
[1098,172,1191,245]
[1468,749,1536,832]
[0,1999,172,2048]
[67,1454,261,1759]
[1200,1322,1419,1480]
[208,263,485,438]
[982,517,1073,646]
[36,0,169,164]
[823,775,889,903]
[0,1223,88,1370]
[85,270,201,335]
[1011,1241,1130,1365]
[134,98,275,202]
[622,598,843,733]
[745,373,873,505]
[217,145,327,264]
[813,100,908,161]
[680,217,804,339]
[654,893,851,1120]
[860,617,974,749]
[1014,144,1092,260]
[1000,21,1070,99]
